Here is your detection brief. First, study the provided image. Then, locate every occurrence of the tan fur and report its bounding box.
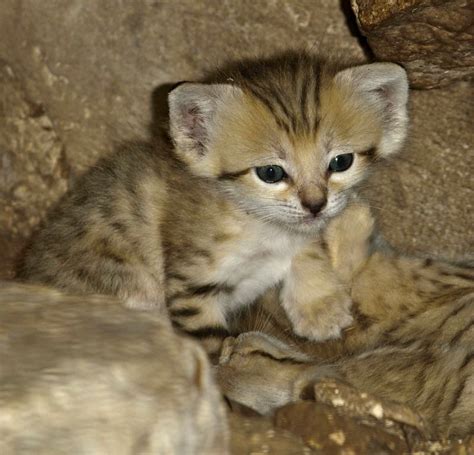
[280,239,353,340]
[218,203,474,438]
[0,282,228,454]
[18,52,409,351]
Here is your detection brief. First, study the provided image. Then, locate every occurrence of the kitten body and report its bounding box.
[0,282,228,454]
[19,52,409,350]
[218,203,474,438]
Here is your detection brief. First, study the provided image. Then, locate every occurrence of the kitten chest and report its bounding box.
[211,225,308,311]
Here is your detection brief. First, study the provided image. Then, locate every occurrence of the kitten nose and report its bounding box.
[302,199,326,216]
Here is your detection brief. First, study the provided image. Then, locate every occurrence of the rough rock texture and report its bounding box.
[366,79,473,258]
[0,65,69,279]
[0,282,228,455]
[229,413,314,454]
[275,402,474,455]
[276,402,412,454]
[351,0,474,88]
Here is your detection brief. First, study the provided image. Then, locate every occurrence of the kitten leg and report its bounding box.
[281,242,353,341]
[281,201,375,342]
[168,294,230,356]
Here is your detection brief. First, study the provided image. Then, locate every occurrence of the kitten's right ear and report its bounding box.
[168,83,240,176]
[334,63,409,157]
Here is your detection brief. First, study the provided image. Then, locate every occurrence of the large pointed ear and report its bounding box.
[168,82,241,176]
[335,63,409,157]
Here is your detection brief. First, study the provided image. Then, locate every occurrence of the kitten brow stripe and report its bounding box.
[218,169,250,181]
[358,147,378,161]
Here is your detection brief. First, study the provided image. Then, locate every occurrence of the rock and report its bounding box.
[0,282,228,455]
[365,80,474,259]
[0,63,70,273]
[311,379,428,438]
[351,0,474,88]
[228,413,313,454]
[275,401,410,454]
[274,400,474,454]
[412,437,474,455]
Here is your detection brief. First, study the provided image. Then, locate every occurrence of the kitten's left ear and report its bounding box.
[168,82,242,176]
[335,63,409,156]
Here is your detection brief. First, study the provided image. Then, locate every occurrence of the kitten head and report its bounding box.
[168,53,408,233]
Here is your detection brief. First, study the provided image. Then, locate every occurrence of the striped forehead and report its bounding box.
[242,64,323,138]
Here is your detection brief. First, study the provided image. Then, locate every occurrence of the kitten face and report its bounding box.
[169,55,408,233]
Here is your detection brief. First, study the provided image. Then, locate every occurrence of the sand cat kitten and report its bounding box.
[218,203,473,438]
[0,282,228,454]
[18,52,409,352]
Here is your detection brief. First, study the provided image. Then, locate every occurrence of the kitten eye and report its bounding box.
[255,165,287,183]
[328,153,354,173]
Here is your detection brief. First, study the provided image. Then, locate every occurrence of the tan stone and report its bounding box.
[0,64,69,258]
[351,0,474,88]
[312,379,427,437]
[229,413,312,454]
[275,401,410,454]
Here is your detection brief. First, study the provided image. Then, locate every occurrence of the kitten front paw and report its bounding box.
[288,292,353,341]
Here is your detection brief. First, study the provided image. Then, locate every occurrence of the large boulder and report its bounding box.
[351,0,474,88]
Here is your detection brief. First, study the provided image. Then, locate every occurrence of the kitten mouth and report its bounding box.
[295,213,326,231]
[301,213,323,224]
